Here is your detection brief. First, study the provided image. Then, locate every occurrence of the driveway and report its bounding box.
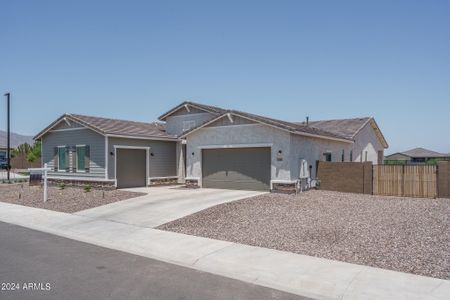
[75,186,265,228]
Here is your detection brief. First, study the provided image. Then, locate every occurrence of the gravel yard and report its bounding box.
[158,190,450,280]
[0,184,145,213]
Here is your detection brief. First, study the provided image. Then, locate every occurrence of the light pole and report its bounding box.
[4,93,10,182]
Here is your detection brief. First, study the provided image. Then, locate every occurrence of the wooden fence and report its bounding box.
[373,165,437,198]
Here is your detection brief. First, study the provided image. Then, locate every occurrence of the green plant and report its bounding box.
[84,184,92,192]
[58,183,66,190]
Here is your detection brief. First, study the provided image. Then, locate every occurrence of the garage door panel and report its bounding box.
[116,149,147,189]
[202,148,270,191]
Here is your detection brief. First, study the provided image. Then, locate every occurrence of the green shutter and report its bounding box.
[76,146,86,171]
[53,147,58,171]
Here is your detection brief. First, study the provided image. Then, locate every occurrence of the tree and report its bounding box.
[27,141,41,162]
[12,141,41,162]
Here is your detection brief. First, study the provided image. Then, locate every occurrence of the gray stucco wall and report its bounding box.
[165,112,215,136]
[289,134,352,180]
[352,122,385,164]
[185,123,292,185]
[186,119,386,184]
[107,137,177,179]
[42,128,106,178]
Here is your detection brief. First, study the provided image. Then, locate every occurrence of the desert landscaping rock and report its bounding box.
[159,190,450,280]
[0,184,145,213]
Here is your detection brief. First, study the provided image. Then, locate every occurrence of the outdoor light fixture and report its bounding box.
[192,152,195,156]
[277,150,283,161]
[110,151,114,156]
[150,153,154,156]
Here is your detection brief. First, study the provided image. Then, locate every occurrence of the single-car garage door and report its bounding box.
[116,148,147,188]
[202,147,271,191]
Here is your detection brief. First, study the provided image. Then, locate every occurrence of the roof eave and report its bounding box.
[34,114,106,140]
[180,112,353,143]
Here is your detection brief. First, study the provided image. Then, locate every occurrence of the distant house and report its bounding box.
[0,130,34,160]
[384,147,448,164]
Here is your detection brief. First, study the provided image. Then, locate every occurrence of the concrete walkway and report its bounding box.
[0,201,449,300]
[75,186,264,228]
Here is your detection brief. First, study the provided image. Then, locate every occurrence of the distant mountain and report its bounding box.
[0,130,34,148]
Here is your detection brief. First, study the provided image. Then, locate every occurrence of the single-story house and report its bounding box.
[385,148,449,164]
[35,101,388,191]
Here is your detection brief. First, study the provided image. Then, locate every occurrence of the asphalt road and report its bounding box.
[0,222,307,300]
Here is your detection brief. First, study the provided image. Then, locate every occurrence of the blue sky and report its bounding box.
[1,0,449,154]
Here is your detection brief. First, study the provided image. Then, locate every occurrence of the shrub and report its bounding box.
[59,183,66,190]
[84,184,92,193]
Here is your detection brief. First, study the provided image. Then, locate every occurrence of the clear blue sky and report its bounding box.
[1,0,449,154]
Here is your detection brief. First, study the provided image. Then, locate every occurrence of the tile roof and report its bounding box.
[228,110,353,141]
[35,114,177,140]
[399,147,447,158]
[295,117,372,140]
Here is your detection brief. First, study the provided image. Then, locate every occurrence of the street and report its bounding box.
[0,221,306,300]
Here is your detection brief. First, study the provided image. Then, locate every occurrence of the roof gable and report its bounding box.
[34,114,176,140]
[158,101,226,121]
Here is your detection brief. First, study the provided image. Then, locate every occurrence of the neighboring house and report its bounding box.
[0,130,34,161]
[385,148,448,164]
[35,101,388,191]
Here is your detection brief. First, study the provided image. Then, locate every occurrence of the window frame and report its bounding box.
[76,144,87,173]
[323,152,332,162]
[57,146,67,172]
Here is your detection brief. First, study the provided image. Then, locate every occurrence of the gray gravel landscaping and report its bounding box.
[0,184,145,213]
[158,190,450,280]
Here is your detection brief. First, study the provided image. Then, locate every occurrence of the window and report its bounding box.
[0,150,6,160]
[182,120,196,132]
[341,150,345,162]
[58,147,67,171]
[76,145,86,172]
[323,152,332,162]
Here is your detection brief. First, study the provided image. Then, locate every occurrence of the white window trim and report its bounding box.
[75,145,87,173]
[57,146,66,172]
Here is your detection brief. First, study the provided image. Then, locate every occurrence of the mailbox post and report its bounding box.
[29,163,51,202]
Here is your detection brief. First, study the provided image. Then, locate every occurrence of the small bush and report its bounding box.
[58,183,66,190]
[84,184,92,193]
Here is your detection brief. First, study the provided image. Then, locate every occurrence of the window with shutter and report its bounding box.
[76,145,86,172]
[57,146,67,171]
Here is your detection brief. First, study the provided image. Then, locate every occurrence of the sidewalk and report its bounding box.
[0,201,448,300]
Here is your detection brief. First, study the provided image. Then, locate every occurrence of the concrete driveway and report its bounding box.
[75,186,265,228]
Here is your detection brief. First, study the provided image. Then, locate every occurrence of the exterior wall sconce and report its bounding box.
[277,150,283,161]
[191,152,195,156]
[150,153,154,157]
[110,151,114,156]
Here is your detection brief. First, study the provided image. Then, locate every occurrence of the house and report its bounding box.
[384,148,448,164]
[35,101,388,191]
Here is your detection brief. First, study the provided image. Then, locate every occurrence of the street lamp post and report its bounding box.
[4,92,10,182]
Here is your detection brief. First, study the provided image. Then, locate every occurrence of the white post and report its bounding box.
[43,163,48,202]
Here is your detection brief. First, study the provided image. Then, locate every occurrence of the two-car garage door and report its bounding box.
[202,147,271,191]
